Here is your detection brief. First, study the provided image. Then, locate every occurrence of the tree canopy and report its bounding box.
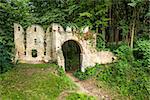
[0,0,150,99]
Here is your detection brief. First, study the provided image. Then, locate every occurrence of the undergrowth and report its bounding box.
[73,44,150,100]
[65,92,96,100]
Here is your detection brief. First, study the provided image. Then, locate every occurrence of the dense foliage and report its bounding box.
[0,0,149,99]
[0,0,32,73]
[74,44,150,99]
[134,40,150,69]
[0,0,149,73]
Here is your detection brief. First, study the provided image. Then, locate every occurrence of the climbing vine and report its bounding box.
[0,0,32,73]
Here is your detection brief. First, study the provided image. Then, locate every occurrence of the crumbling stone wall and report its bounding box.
[26,25,45,63]
[14,23,116,72]
[14,23,25,62]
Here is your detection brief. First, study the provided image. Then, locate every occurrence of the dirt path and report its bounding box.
[64,72,111,100]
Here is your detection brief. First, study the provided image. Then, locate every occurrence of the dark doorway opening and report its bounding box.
[62,40,81,72]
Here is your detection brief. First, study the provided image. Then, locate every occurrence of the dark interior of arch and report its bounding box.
[62,40,81,72]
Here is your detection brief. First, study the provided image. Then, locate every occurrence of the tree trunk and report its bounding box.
[115,28,119,45]
[130,20,135,49]
[130,7,136,49]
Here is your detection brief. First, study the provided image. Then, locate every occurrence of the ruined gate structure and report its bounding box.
[14,23,115,72]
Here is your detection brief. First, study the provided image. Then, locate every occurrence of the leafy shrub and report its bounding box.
[96,45,150,99]
[0,37,13,73]
[114,45,133,62]
[73,44,150,99]
[73,64,101,80]
[96,34,106,50]
[66,92,96,100]
[134,40,150,68]
[97,61,131,94]
[57,67,65,76]
[73,69,87,80]
[0,0,32,73]
[96,61,150,99]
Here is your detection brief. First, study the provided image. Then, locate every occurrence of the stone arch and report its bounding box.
[61,39,83,72]
[61,38,84,52]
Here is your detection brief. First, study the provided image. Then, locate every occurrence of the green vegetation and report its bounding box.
[0,0,32,73]
[74,43,150,100]
[0,0,149,73]
[0,64,76,100]
[66,92,96,100]
[0,0,149,99]
[73,66,98,81]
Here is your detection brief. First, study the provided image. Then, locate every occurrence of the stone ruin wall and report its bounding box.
[14,23,116,72]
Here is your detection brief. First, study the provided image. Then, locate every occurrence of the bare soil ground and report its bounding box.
[58,72,112,100]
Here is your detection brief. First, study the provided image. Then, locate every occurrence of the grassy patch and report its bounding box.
[0,64,76,100]
[65,92,96,100]
[16,63,58,68]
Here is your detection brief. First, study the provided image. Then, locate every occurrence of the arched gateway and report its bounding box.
[14,23,116,72]
[62,40,82,72]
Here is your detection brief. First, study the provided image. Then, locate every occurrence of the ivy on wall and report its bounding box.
[0,0,32,73]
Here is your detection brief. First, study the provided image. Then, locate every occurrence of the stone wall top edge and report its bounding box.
[14,23,95,34]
